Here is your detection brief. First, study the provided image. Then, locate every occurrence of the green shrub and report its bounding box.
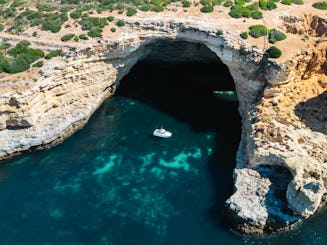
[116,19,125,27]
[312,1,327,9]
[45,50,62,59]
[36,3,56,12]
[292,0,304,4]
[74,36,79,42]
[70,10,82,19]
[87,27,102,37]
[246,2,259,10]
[61,33,75,42]
[235,0,246,5]
[266,46,282,58]
[7,41,31,56]
[32,31,37,37]
[268,29,287,43]
[24,10,42,20]
[229,8,242,18]
[152,5,164,12]
[251,10,263,19]
[80,17,108,30]
[5,56,30,73]
[11,0,24,8]
[107,16,114,22]
[126,7,137,16]
[41,13,68,33]
[0,55,9,73]
[266,1,277,9]
[259,0,277,10]
[248,24,268,38]
[79,34,89,40]
[241,7,251,17]
[223,0,233,6]
[0,24,4,31]
[281,0,292,4]
[240,32,248,39]
[229,5,253,18]
[183,0,191,7]
[140,4,151,11]
[2,41,44,74]
[111,27,116,32]
[200,5,214,12]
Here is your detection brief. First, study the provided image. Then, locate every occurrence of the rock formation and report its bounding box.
[0,9,326,234]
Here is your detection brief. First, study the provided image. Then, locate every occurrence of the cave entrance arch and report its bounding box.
[114,40,242,213]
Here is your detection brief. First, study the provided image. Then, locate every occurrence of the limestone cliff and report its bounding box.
[0,11,326,234]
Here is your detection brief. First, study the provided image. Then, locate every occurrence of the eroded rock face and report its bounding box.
[0,17,326,234]
[311,16,327,37]
[226,166,302,233]
[287,178,325,216]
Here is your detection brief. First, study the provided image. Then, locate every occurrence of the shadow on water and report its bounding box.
[116,59,242,229]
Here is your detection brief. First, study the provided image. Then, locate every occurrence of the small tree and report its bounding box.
[266,46,282,58]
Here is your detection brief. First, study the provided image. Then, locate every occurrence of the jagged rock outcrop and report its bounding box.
[225,166,302,233]
[0,14,326,234]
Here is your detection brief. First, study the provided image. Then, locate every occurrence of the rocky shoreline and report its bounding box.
[0,14,326,233]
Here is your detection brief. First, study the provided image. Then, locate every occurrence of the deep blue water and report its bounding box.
[1,60,327,245]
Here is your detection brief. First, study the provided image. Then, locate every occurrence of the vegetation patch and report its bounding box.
[41,12,68,33]
[292,0,304,5]
[87,28,102,38]
[266,46,282,58]
[79,34,89,40]
[61,33,75,42]
[151,5,164,12]
[229,3,263,19]
[281,0,292,4]
[183,1,191,7]
[268,29,287,43]
[70,10,83,19]
[126,7,137,16]
[0,41,44,74]
[248,25,268,38]
[45,50,62,59]
[200,5,214,12]
[223,0,233,7]
[116,19,125,27]
[240,31,248,39]
[313,1,327,9]
[259,0,277,10]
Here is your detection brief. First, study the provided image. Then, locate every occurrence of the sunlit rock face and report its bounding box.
[0,18,326,234]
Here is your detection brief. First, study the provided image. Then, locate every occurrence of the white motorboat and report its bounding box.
[153,128,172,138]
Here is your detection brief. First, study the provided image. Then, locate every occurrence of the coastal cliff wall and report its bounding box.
[0,17,326,233]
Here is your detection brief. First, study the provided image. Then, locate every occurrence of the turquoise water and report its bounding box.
[1,61,326,244]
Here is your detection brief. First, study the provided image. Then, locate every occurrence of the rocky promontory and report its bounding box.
[0,0,326,234]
